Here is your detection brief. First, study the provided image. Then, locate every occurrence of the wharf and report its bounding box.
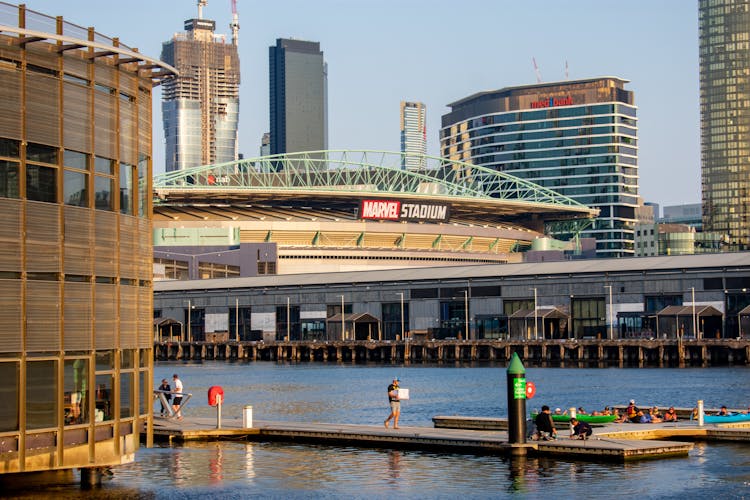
[433,416,750,443]
[154,338,750,367]
[150,416,694,462]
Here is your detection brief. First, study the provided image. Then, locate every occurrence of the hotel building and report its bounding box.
[0,3,173,479]
[699,0,750,249]
[441,77,639,258]
[161,13,240,171]
[400,101,427,170]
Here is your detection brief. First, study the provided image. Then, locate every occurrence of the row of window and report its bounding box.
[0,349,147,433]
[454,104,636,129]
[0,138,148,216]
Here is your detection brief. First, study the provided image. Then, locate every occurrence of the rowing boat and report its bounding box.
[702,413,750,424]
[531,413,617,424]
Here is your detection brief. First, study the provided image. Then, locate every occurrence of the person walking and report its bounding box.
[158,378,171,417]
[172,373,184,420]
[384,377,401,429]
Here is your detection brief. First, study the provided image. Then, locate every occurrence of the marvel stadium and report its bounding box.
[152,150,598,276]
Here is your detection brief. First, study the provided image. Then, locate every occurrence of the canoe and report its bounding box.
[531,413,617,424]
[703,413,750,423]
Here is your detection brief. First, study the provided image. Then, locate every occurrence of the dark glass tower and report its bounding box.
[699,0,750,249]
[269,39,327,157]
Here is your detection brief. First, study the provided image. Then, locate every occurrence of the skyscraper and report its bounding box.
[269,38,328,157]
[699,0,750,250]
[161,9,240,172]
[441,77,639,258]
[400,101,427,170]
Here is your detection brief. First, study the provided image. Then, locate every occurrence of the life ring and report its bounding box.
[526,381,536,399]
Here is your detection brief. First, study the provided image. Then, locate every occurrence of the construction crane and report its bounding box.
[198,0,208,19]
[230,0,240,46]
[532,57,542,83]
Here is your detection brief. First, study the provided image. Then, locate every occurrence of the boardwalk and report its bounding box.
[154,338,750,366]
[150,416,700,462]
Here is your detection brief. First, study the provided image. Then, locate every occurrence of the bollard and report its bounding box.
[243,405,253,428]
[216,395,222,429]
[698,399,704,427]
[506,352,526,453]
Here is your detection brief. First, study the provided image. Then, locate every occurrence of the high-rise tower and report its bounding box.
[699,0,750,250]
[269,38,327,157]
[161,1,240,171]
[441,77,638,258]
[400,101,427,170]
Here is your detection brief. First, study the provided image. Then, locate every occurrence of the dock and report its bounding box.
[150,416,704,462]
[153,338,750,367]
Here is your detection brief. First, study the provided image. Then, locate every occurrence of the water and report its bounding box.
[12,362,750,498]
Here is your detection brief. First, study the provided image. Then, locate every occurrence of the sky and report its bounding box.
[19,0,701,208]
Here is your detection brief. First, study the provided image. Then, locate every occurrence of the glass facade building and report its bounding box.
[440,77,639,258]
[400,101,427,170]
[161,18,240,172]
[269,39,328,158]
[699,0,750,249]
[0,4,171,477]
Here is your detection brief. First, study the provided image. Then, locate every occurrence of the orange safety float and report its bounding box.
[208,385,224,406]
[525,381,536,399]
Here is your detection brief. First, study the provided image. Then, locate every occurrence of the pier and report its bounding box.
[151,416,698,462]
[154,338,750,366]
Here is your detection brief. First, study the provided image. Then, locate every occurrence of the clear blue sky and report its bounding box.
[21,0,700,208]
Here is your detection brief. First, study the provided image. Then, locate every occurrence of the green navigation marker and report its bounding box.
[507,352,526,375]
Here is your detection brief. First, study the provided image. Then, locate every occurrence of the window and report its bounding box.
[26,360,57,429]
[26,143,58,164]
[63,170,88,207]
[26,164,57,203]
[119,163,133,215]
[0,362,19,432]
[0,160,20,199]
[94,156,114,175]
[0,138,19,158]
[94,373,114,422]
[94,176,113,211]
[64,359,89,425]
[64,150,88,170]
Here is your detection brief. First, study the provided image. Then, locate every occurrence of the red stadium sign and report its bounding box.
[360,199,450,222]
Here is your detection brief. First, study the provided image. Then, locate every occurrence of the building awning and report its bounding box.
[656,305,723,317]
[153,317,183,328]
[738,304,750,316]
[509,307,569,320]
[327,312,380,324]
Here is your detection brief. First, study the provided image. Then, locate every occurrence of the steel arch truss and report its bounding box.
[153,150,590,211]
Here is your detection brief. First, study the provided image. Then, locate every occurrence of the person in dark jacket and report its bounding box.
[534,405,557,440]
[158,378,171,417]
[570,417,593,439]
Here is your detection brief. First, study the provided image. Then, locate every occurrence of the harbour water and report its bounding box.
[14,362,750,498]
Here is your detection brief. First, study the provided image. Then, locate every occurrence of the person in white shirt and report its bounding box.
[172,374,184,420]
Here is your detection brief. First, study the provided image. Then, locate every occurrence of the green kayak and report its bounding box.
[532,413,617,424]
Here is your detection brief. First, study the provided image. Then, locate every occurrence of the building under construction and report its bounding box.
[161,1,240,171]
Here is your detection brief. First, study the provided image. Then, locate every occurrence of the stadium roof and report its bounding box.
[152,150,598,223]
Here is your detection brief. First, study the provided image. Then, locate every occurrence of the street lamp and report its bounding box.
[287,297,291,341]
[396,292,405,341]
[691,287,697,339]
[339,295,345,340]
[604,285,613,340]
[529,288,538,340]
[186,299,193,342]
[463,290,469,340]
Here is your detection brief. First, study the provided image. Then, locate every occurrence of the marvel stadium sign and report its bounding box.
[359,199,450,222]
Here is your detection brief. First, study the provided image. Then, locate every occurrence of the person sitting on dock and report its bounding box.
[613,409,628,423]
[716,406,729,416]
[663,407,678,422]
[631,410,646,423]
[651,406,663,420]
[569,418,593,440]
[534,405,557,441]
[577,407,587,415]
[553,407,567,416]
[626,399,638,420]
